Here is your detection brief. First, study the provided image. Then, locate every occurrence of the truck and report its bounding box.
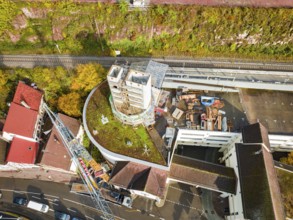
[71,183,92,195]
[100,188,132,208]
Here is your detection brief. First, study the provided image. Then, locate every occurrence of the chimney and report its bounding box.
[21,100,31,109]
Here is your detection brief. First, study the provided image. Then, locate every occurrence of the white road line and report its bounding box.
[49,208,54,212]
[165,199,201,211]
[32,195,41,200]
[63,198,125,220]
[85,215,94,220]
[67,207,77,213]
[44,194,59,198]
[169,186,200,197]
[1,189,39,195]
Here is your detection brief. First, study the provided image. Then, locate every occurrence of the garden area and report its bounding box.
[85,81,166,165]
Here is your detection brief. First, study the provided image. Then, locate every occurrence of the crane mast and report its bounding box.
[43,103,114,220]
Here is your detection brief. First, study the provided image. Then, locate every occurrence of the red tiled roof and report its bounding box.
[6,137,38,164]
[3,103,38,138]
[13,81,43,111]
[40,113,81,171]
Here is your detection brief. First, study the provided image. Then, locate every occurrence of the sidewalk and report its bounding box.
[0,167,79,183]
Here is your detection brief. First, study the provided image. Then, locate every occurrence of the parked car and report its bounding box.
[13,197,28,206]
[54,211,70,220]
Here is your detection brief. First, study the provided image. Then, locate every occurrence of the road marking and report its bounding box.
[169,186,200,197]
[165,199,201,211]
[44,194,59,198]
[63,198,124,219]
[49,208,54,212]
[32,195,41,200]
[1,189,39,195]
[149,214,155,217]
[85,215,94,220]
[67,207,77,213]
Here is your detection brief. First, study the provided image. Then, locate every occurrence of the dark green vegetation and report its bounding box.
[86,82,166,165]
[0,0,292,60]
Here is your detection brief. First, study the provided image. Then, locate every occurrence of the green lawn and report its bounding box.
[86,82,166,165]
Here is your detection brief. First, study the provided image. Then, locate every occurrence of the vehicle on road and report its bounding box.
[54,211,70,220]
[13,197,28,206]
[27,200,49,213]
[122,196,132,208]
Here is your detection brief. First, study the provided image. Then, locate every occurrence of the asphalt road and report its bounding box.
[0,177,206,220]
[1,55,293,71]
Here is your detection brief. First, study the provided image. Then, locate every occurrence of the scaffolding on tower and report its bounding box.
[43,103,114,220]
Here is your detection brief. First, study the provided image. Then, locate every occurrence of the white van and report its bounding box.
[27,200,49,213]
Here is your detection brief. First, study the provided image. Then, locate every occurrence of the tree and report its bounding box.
[71,63,105,95]
[280,151,293,165]
[0,70,11,114]
[57,92,82,117]
[0,0,17,36]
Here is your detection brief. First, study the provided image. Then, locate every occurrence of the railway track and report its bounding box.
[1,55,293,72]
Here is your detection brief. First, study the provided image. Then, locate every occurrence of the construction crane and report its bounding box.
[43,103,115,220]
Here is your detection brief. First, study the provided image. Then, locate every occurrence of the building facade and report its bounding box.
[107,65,154,126]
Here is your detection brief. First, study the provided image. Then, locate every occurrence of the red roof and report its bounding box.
[6,137,38,164]
[3,103,38,138]
[13,81,43,111]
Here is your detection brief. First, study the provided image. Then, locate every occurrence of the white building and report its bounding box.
[107,63,160,127]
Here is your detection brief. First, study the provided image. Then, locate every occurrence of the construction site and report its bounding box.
[82,59,293,219]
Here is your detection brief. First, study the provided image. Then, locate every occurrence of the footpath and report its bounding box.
[0,166,79,183]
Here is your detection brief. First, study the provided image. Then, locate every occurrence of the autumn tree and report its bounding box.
[57,92,82,117]
[280,151,293,165]
[0,0,17,36]
[0,70,12,114]
[71,63,105,96]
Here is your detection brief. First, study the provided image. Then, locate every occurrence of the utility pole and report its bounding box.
[55,44,61,54]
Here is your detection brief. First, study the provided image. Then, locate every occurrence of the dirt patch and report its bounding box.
[12,14,28,30]
[21,8,48,19]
